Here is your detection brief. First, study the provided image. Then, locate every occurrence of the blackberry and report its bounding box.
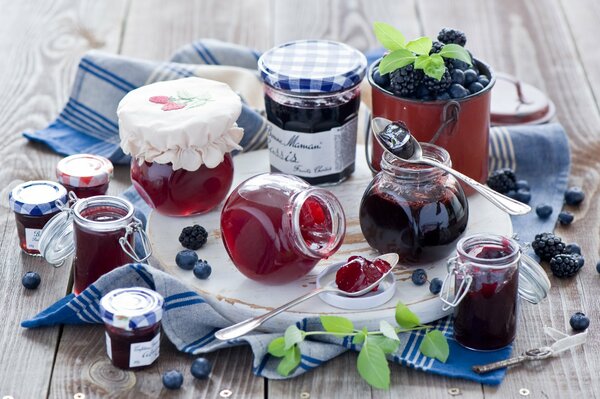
[569,312,590,331]
[437,28,467,46]
[549,253,583,278]
[411,269,427,286]
[179,224,208,250]
[430,41,444,54]
[423,70,451,94]
[532,232,566,261]
[389,64,424,97]
[486,168,517,194]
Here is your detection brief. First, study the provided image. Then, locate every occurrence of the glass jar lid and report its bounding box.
[519,253,551,304]
[100,287,164,331]
[258,40,367,94]
[38,210,74,266]
[56,154,114,188]
[9,180,67,215]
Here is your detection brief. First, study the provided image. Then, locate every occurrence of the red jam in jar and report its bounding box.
[56,154,114,198]
[9,181,67,255]
[100,287,164,370]
[221,173,346,284]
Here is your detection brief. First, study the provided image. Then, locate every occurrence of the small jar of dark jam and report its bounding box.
[258,40,367,186]
[440,234,550,351]
[99,287,164,370]
[359,144,469,262]
[9,181,68,255]
[56,154,114,198]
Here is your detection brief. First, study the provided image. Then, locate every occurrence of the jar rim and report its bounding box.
[73,195,135,232]
[380,143,451,178]
[456,233,521,267]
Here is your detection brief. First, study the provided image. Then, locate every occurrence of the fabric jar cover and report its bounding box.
[117,77,244,171]
[9,180,68,216]
[56,154,114,188]
[100,287,164,331]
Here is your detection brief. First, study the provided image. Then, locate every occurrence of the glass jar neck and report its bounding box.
[380,143,451,183]
[264,84,360,106]
[73,196,135,232]
[457,234,521,269]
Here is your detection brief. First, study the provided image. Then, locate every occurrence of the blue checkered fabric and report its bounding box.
[9,181,67,216]
[258,40,367,93]
[99,287,164,330]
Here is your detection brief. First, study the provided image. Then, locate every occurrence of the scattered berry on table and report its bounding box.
[179,224,208,250]
[437,28,467,46]
[175,249,198,270]
[430,41,444,54]
[22,271,41,289]
[558,211,574,225]
[477,75,490,87]
[464,69,478,85]
[468,82,484,94]
[162,370,184,390]
[516,180,530,190]
[429,278,443,295]
[565,187,585,206]
[423,70,452,94]
[411,268,427,286]
[514,188,531,204]
[549,253,584,278]
[372,68,390,88]
[532,232,566,261]
[191,357,213,379]
[569,312,590,331]
[193,260,212,280]
[487,168,517,194]
[566,243,581,255]
[536,204,553,219]
[596,261,600,274]
[389,64,424,97]
[450,69,465,85]
[506,190,518,200]
[449,83,469,99]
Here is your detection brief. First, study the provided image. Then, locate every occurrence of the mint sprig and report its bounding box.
[373,22,472,80]
[267,302,450,389]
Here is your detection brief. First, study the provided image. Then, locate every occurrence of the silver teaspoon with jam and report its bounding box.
[371,117,531,216]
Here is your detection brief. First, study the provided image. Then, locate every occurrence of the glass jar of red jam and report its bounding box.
[258,40,367,186]
[9,181,68,255]
[39,196,151,294]
[118,77,244,216]
[220,173,346,285]
[359,144,468,263]
[440,234,550,351]
[56,154,114,198]
[99,287,164,370]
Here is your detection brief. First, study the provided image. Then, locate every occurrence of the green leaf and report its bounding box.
[284,325,305,350]
[353,327,368,345]
[379,320,400,341]
[379,49,416,74]
[395,302,421,329]
[320,315,355,334]
[406,37,432,55]
[357,341,390,389]
[277,345,301,376]
[422,54,446,80]
[369,336,401,354]
[373,22,406,51]
[419,330,450,363]
[438,43,472,66]
[268,337,287,357]
[413,54,431,70]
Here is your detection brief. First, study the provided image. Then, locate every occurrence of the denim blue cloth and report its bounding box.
[22,40,571,386]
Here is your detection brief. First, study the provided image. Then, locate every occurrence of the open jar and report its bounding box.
[359,143,468,262]
[118,77,244,216]
[220,173,346,285]
[440,234,550,351]
[56,154,114,198]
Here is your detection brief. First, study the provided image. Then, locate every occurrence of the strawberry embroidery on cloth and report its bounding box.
[149,90,213,111]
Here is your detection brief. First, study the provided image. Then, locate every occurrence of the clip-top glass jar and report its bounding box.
[440,234,550,351]
[221,173,346,285]
[100,287,164,370]
[258,40,367,186]
[56,154,114,198]
[39,195,151,294]
[359,143,469,262]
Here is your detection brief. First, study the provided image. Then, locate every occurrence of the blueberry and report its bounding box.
[516,180,531,190]
[536,204,553,219]
[596,261,600,274]
[451,59,469,71]
[449,83,469,99]
[477,75,490,87]
[176,249,198,270]
[468,82,484,94]
[436,92,451,101]
[411,268,427,286]
[191,357,212,379]
[373,68,390,88]
[566,243,581,255]
[162,370,184,390]
[416,85,431,100]
[22,272,41,289]
[193,260,212,279]
[558,211,574,225]
[577,255,585,268]
[565,187,585,206]
[450,69,465,85]
[464,69,478,85]
[569,312,590,332]
[514,189,531,204]
[429,278,443,295]
[506,190,518,199]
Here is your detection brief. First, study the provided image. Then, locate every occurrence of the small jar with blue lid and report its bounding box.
[9,180,67,255]
[258,40,367,185]
[100,287,164,370]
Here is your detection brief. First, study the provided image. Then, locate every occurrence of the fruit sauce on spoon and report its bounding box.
[376,121,415,160]
[335,255,391,293]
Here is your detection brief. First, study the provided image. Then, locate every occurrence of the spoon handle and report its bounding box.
[214,288,327,341]
[420,158,531,216]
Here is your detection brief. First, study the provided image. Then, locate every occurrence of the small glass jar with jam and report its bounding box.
[439,234,550,351]
[359,143,469,263]
[118,77,244,216]
[99,287,164,370]
[258,40,367,186]
[56,154,114,198]
[221,173,346,285]
[39,196,151,294]
[9,180,68,255]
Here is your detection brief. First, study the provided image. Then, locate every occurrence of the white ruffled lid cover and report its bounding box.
[118,77,243,171]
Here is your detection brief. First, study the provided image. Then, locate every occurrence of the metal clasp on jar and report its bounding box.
[119,217,152,263]
[439,256,472,311]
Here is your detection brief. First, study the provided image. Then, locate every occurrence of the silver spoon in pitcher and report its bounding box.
[371,117,531,216]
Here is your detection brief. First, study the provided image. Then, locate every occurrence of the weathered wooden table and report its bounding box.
[1,0,599,397]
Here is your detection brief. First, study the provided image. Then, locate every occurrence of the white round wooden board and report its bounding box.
[148,146,513,331]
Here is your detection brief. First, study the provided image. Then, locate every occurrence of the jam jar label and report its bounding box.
[105,332,113,360]
[129,332,161,368]
[268,117,358,178]
[25,228,42,250]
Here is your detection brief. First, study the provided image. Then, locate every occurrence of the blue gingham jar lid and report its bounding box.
[9,180,68,216]
[258,40,367,94]
[100,287,164,331]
